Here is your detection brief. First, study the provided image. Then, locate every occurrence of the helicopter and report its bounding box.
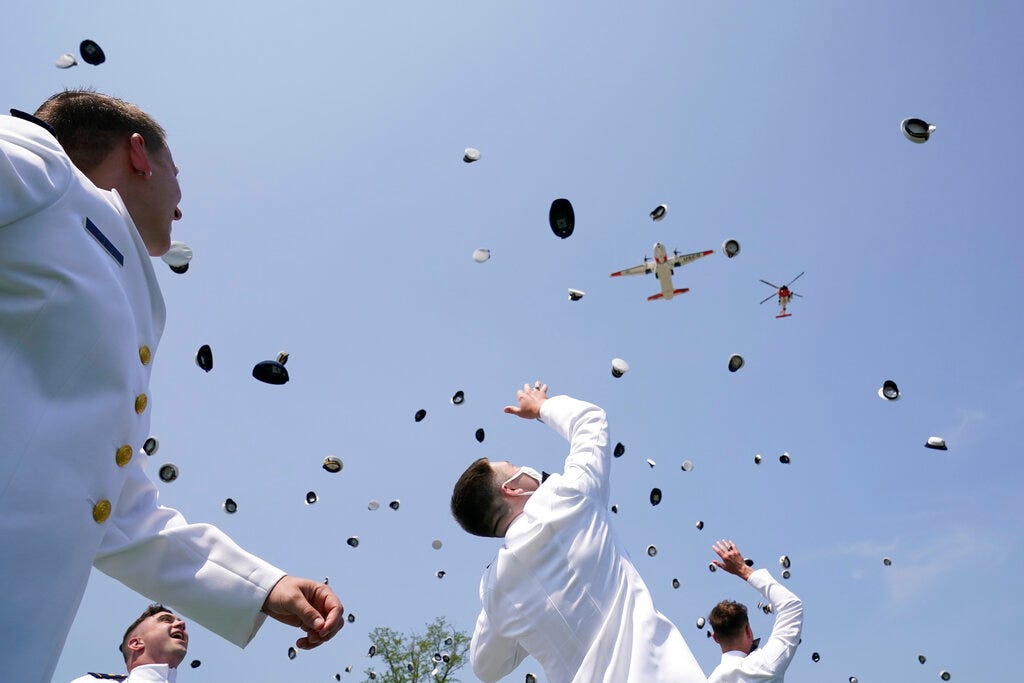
[759,272,804,318]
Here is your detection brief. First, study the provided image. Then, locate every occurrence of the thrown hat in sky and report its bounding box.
[568,288,586,301]
[162,241,193,273]
[367,499,380,511]
[451,390,465,405]
[696,520,704,530]
[779,452,791,464]
[925,436,948,450]
[649,488,662,506]
[463,147,481,163]
[190,660,201,669]
[475,428,485,443]
[253,351,289,385]
[79,39,105,65]
[754,453,762,464]
[780,555,791,569]
[158,463,178,483]
[722,239,741,258]
[782,569,791,579]
[850,677,858,683]
[812,652,820,663]
[288,647,296,660]
[142,436,159,456]
[940,673,950,681]
[745,558,755,567]
[646,545,658,557]
[610,504,619,514]
[901,117,936,143]
[646,458,656,468]
[611,358,630,378]
[549,198,575,239]
[347,536,360,547]
[526,674,537,683]
[614,442,625,458]
[323,456,343,473]
[672,578,680,589]
[55,53,77,68]
[368,645,376,657]
[389,499,400,510]
[879,379,900,400]
[436,570,446,579]
[650,204,667,221]
[883,557,892,566]
[415,409,427,422]
[305,491,318,505]
[472,248,491,263]
[223,498,238,514]
[195,344,213,372]
[709,563,717,572]
[918,654,927,664]
[728,354,745,372]
[681,459,694,472]
[432,539,443,550]
[347,614,356,623]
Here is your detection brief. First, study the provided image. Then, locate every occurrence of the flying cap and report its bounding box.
[463,147,481,163]
[646,545,658,557]
[918,654,927,664]
[681,459,694,472]
[475,428,485,443]
[252,352,289,385]
[305,491,318,505]
[568,288,586,301]
[158,464,178,483]
[940,674,950,681]
[745,558,755,567]
[367,500,380,511]
[436,570,446,579]
[722,239,741,258]
[223,498,238,514]
[368,645,377,657]
[288,647,297,660]
[195,344,213,372]
[696,520,704,530]
[415,409,427,422]
[650,204,668,221]
[812,652,820,663]
[389,499,401,510]
[782,569,791,579]
[649,488,662,506]
[779,452,791,464]
[472,248,490,263]
[611,358,630,377]
[614,442,625,457]
[526,675,537,683]
[708,563,717,572]
[347,536,360,547]
[431,539,443,550]
[55,53,77,68]
[883,557,892,566]
[754,453,762,464]
[780,555,791,569]
[323,456,343,473]
[879,379,900,400]
[696,617,706,629]
[79,39,105,65]
[161,241,193,273]
[901,117,936,143]
[190,660,201,669]
[347,614,356,623]
[925,436,948,450]
[728,354,745,372]
[672,578,680,589]
[646,458,656,468]
[142,437,159,456]
[451,390,465,405]
[549,198,575,239]
[610,504,619,513]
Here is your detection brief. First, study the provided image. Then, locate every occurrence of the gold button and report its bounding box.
[139,345,152,365]
[92,499,112,523]
[115,444,133,467]
[135,393,148,414]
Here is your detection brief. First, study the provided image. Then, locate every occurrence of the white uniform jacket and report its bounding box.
[70,663,178,683]
[471,395,706,683]
[0,113,286,681]
[708,570,803,683]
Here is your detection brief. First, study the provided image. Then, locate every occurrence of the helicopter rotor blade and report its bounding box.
[759,279,780,289]
[785,271,805,287]
[791,292,804,298]
[760,293,777,305]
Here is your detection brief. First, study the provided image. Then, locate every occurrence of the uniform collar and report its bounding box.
[9,109,56,137]
[128,663,177,683]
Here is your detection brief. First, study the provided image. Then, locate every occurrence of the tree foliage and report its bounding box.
[361,617,471,683]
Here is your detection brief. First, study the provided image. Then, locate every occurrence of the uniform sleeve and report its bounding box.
[93,462,287,648]
[539,395,610,503]
[471,606,529,682]
[0,116,73,227]
[733,569,803,679]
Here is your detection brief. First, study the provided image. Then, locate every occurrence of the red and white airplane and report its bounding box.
[610,243,714,301]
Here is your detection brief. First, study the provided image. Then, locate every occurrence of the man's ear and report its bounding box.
[128,133,152,177]
[127,636,145,655]
[711,632,720,645]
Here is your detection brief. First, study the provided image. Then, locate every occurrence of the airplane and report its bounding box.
[759,271,804,318]
[610,243,714,301]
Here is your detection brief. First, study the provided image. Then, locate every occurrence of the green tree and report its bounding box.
[362,617,471,683]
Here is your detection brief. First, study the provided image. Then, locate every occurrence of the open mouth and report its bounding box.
[170,631,186,642]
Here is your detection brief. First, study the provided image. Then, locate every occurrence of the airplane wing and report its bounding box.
[668,249,714,268]
[610,262,655,277]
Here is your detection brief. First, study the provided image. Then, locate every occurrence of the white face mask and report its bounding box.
[501,466,542,495]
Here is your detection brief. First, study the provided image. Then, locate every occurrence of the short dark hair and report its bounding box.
[709,600,748,640]
[451,458,507,537]
[119,604,171,663]
[34,89,166,173]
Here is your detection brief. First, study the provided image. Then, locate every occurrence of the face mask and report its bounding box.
[502,466,542,495]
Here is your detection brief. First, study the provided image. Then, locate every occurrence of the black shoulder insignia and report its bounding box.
[86,673,128,681]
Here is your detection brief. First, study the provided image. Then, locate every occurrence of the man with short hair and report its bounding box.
[451,383,706,683]
[1,91,342,681]
[707,540,803,683]
[71,604,189,683]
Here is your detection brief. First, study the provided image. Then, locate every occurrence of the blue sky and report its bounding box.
[4,2,1022,681]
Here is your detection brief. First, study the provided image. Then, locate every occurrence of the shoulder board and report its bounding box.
[86,673,128,681]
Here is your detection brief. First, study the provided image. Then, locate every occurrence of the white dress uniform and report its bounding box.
[0,112,287,682]
[70,663,178,682]
[707,570,803,683]
[471,395,706,683]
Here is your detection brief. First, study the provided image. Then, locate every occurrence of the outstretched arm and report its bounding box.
[262,576,344,649]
